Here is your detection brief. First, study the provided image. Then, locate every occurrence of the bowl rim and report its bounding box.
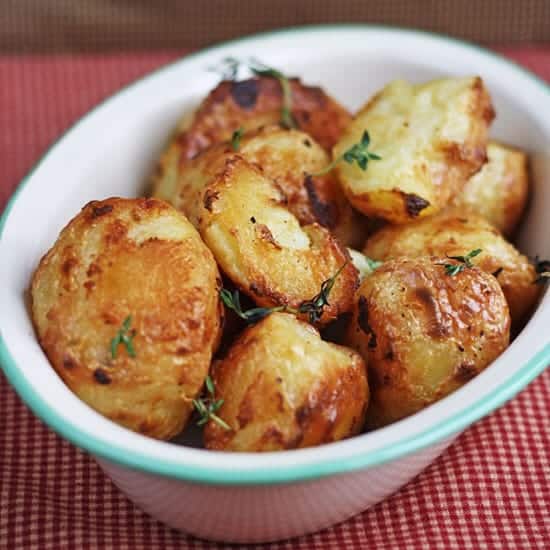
[1,23,549,486]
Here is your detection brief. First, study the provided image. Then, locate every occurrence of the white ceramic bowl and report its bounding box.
[1,26,549,544]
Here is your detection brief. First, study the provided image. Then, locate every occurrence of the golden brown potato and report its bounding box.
[153,76,351,201]
[205,312,368,451]
[171,147,359,325]
[363,210,539,327]
[334,77,494,223]
[232,126,365,247]
[450,141,529,237]
[346,257,510,428]
[31,198,223,440]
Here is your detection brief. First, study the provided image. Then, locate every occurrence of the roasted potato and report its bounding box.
[363,210,539,327]
[334,77,494,223]
[153,76,351,201]
[450,141,529,237]
[346,257,510,428]
[171,147,358,325]
[205,312,368,451]
[31,198,223,440]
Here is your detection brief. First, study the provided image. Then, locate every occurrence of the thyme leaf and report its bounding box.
[231,127,244,150]
[192,375,231,431]
[309,131,381,177]
[110,315,136,359]
[442,249,482,276]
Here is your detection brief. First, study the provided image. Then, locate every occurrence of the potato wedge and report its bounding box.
[31,198,223,440]
[335,77,494,223]
[363,210,539,327]
[346,257,510,428]
[153,76,351,201]
[450,141,529,237]
[173,148,358,325]
[205,312,368,451]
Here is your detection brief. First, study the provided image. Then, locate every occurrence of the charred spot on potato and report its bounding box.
[303,139,312,147]
[104,220,128,245]
[203,189,220,212]
[455,362,477,382]
[93,368,111,385]
[404,193,430,218]
[414,286,450,338]
[62,355,76,369]
[358,295,377,348]
[86,263,101,277]
[250,216,256,224]
[231,79,259,109]
[61,257,78,276]
[304,175,337,228]
[90,204,114,218]
[255,224,281,248]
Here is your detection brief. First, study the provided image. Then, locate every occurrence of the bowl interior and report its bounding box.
[0,27,549,483]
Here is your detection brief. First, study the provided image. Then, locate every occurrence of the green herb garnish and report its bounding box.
[309,131,381,177]
[248,59,296,129]
[295,262,348,324]
[220,288,287,323]
[220,262,348,325]
[192,375,231,430]
[442,249,482,276]
[533,256,550,284]
[231,127,244,151]
[110,315,136,359]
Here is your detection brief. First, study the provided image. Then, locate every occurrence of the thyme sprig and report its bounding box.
[110,315,136,359]
[533,256,550,284]
[231,127,244,151]
[442,249,482,276]
[309,130,381,177]
[248,59,296,129]
[220,288,287,323]
[220,262,349,325]
[296,262,348,324]
[192,375,231,431]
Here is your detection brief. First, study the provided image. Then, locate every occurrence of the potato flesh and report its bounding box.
[451,141,529,237]
[346,257,510,428]
[335,77,494,223]
[31,198,222,440]
[204,312,368,451]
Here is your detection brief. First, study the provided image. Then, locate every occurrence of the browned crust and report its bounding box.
[346,256,510,428]
[174,76,351,163]
[31,197,223,440]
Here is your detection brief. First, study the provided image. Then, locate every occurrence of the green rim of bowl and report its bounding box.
[1,24,549,486]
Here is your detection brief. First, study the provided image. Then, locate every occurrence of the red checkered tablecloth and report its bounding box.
[0,48,549,549]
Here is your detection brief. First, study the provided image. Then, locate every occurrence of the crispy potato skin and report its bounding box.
[153,77,351,201]
[363,210,539,327]
[450,141,529,237]
[205,313,368,451]
[31,198,223,440]
[346,258,510,428]
[172,147,358,325]
[335,77,494,223]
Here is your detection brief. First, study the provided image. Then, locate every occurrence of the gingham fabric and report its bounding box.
[0,49,549,550]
